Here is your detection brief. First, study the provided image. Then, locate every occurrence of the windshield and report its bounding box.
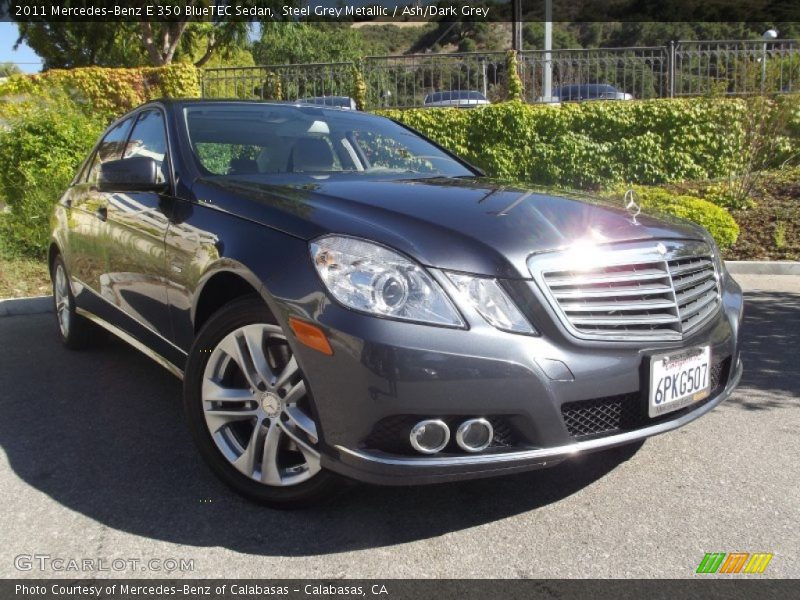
[184,103,474,181]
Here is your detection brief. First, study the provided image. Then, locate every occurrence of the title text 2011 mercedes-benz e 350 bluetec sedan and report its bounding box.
[49,100,743,506]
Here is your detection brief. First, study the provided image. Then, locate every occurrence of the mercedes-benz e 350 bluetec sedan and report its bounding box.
[49,100,743,506]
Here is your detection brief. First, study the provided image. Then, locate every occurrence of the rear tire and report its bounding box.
[183,295,346,508]
[51,254,104,350]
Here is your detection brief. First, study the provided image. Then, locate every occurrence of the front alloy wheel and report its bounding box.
[184,295,343,507]
[202,323,321,486]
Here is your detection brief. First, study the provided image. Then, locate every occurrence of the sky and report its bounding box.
[0,22,44,73]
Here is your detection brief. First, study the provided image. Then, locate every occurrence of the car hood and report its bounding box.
[196,176,706,279]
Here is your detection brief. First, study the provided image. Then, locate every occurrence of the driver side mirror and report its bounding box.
[98,157,168,193]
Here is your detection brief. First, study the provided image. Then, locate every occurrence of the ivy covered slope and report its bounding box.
[0,63,200,118]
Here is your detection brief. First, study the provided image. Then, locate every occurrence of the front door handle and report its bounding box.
[95,206,107,222]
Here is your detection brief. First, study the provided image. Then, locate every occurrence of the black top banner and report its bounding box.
[1,0,799,23]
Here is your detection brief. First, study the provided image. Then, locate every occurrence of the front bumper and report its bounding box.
[326,358,742,485]
[282,259,744,486]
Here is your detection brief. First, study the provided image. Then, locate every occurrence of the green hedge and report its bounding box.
[0,63,200,118]
[378,98,796,189]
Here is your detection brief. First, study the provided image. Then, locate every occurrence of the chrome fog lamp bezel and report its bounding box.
[409,419,450,454]
[455,418,494,453]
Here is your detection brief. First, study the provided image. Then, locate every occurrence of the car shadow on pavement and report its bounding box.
[0,313,643,557]
[727,291,800,409]
[1,289,794,556]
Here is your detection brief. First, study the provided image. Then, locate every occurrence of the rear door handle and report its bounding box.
[95,206,107,222]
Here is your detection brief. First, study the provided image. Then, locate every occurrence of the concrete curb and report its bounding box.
[725,261,800,275]
[0,295,53,317]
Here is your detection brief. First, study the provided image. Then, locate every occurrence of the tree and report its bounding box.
[138,20,251,67]
[409,12,505,53]
[523,23,582,49]
[14,22,146,69]
[253,23,365,65]
[137,0,285,66]
[13,1,276,68]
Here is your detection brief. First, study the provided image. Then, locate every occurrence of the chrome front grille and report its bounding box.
[531,241,721,341]
[668,256,721,333]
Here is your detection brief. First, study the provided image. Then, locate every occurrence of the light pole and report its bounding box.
[761,28,779,92]
[512,0,522,51]
[543,0,553,101]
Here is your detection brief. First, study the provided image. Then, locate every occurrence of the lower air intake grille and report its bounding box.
[562,355,731,439]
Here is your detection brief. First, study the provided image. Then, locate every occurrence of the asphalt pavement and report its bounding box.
[0,275,798,578]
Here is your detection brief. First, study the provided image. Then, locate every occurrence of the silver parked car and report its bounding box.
[296,96,358,110]
[423,90,490,108]
[554,84,634,102]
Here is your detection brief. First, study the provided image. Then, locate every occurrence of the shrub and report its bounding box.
[624,185,740,249]
[351,63,367,111]
[0,94,105,258]
[0,64,201,258]
[505,51,524,102]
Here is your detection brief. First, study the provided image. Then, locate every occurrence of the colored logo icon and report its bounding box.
[696,552,773,574]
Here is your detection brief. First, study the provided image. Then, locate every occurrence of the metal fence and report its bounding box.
[200,62,355,101]
[201,39,799,107]
[363,51,508,108]
[518,46,670,101]
[670,40,799,96]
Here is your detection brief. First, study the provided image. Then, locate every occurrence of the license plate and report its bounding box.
[649,346,711,417]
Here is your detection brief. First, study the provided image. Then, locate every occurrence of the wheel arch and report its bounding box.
[191,261,276,334]
[47,242,62,274]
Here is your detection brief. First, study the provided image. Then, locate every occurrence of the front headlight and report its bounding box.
[446,273,537,334]
[310,235,464,327]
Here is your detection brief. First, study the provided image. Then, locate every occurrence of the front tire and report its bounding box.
[183,295,344,507]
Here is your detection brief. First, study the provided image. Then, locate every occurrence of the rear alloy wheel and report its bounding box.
[51,255,103,349]
[184,296,344,507]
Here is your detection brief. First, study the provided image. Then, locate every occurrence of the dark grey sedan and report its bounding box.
[49,100,743,506]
